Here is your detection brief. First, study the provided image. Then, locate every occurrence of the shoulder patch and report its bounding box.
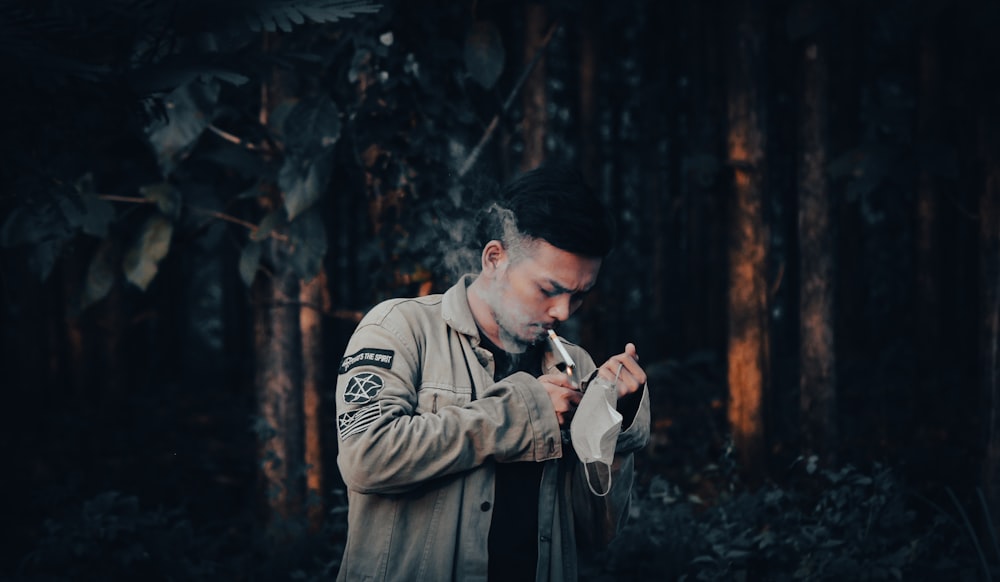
[340,348,395,374]
[344,372,385,404]
[338,402,382,439]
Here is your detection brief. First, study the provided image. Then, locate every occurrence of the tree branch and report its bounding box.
[97,195,289,242]
[207,124,261,151]
[457,19,561,178]
[99,194,156,204]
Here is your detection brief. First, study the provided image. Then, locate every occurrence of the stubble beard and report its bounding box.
[490,306,544,353]
[482,279,542,353]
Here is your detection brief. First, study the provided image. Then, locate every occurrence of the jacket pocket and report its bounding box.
[415,383,469,413]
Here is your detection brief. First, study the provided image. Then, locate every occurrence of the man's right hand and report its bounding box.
[538,373,582,427]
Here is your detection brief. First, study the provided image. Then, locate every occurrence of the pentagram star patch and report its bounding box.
[344,372,385,404]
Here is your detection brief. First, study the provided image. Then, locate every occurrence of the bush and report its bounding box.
[18,491,217,582]
[584,462,973,581]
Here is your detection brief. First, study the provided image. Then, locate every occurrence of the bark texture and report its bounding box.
[798,36,838,460]
[726,0,769,478]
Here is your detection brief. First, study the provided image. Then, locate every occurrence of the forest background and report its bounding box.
[2,0,1000,580]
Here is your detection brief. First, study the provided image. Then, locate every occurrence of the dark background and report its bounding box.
[1,0,997,579]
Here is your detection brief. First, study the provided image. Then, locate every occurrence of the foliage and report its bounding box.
[21,465,981,582]
[0,0,381,299]
[18,491,218,581]
[0,0,516,306]
[582,462,973,582]
[16,487,354,582]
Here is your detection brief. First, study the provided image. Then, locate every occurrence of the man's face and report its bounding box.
[482,240,602,351]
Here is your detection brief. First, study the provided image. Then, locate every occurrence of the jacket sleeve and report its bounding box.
[567,349,652,550]
[335,307,563,495]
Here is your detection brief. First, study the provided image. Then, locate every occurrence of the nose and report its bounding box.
[547,295,571,322]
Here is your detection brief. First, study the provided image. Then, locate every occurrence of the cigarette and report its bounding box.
[547,329,577,381]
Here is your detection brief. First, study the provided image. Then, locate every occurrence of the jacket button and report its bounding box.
[480,502,491,511]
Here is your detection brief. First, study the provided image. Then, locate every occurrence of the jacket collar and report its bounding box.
[442,275,482,342]
[442,275,573,376]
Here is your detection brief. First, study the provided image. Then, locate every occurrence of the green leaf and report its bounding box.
[1,202,71,248]
[145,80,221,176]
[128,53,250,94]
[236,182,265,200]
[81,240,116,310]
[57,195,87,231]
[140,183,182,220]
[280,158,327,221]
[30,239,62,282]
[281,96,342,157]
[0,207,26,247]
[64,174,116,237]
[78,195,115,237]
[245,1,381,32]
[267,99,299,139]
[55,192,116,238]
[239,241,262,287]
[123,215,173,291]
[287,208,327,281]
[464,21,505,89]
[251,210,286,242]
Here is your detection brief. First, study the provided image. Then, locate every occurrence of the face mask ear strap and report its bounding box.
[613,363,624,391]
[585,462,613,496]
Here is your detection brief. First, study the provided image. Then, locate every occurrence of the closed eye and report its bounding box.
[540,282,592,302]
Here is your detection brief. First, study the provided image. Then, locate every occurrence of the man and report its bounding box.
[335,165,651,581]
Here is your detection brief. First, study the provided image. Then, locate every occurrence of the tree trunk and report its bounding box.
[521,2,547,172]
[725,0,769,479]
[798,33,837,461]
[253,239,305,527]
[915,14,942,416]
[981,113,1000,523]
[254,36,306,530]
[575,3,600,353]
[678,0,726,355]
[299,269,329,532]
[578,2,598,185]
[641,1,671,356]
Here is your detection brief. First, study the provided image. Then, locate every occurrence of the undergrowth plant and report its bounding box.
[583,460,975,582]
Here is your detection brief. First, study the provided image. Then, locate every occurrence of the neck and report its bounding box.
[467,275,521,352]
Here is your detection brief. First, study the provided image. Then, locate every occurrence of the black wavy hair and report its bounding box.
[475,164,616,258]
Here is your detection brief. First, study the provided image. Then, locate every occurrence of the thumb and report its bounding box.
[625,342,638,361]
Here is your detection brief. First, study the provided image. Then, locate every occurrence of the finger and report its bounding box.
[612,352,646,386]
[625,342,638,361]
[598,356,646,395]
[615,368,643,397]
[539,373,576,390]
[597,354,643,384]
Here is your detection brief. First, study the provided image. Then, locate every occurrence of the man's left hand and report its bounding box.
[595,342,646,398]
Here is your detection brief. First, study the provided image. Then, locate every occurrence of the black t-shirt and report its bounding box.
[480,334,545,581]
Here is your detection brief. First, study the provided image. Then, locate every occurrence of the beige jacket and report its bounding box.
[335,277,650,582]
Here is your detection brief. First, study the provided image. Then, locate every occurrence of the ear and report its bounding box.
[481,240,506,274]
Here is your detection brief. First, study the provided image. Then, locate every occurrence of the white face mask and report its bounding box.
[570,371,623,496]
